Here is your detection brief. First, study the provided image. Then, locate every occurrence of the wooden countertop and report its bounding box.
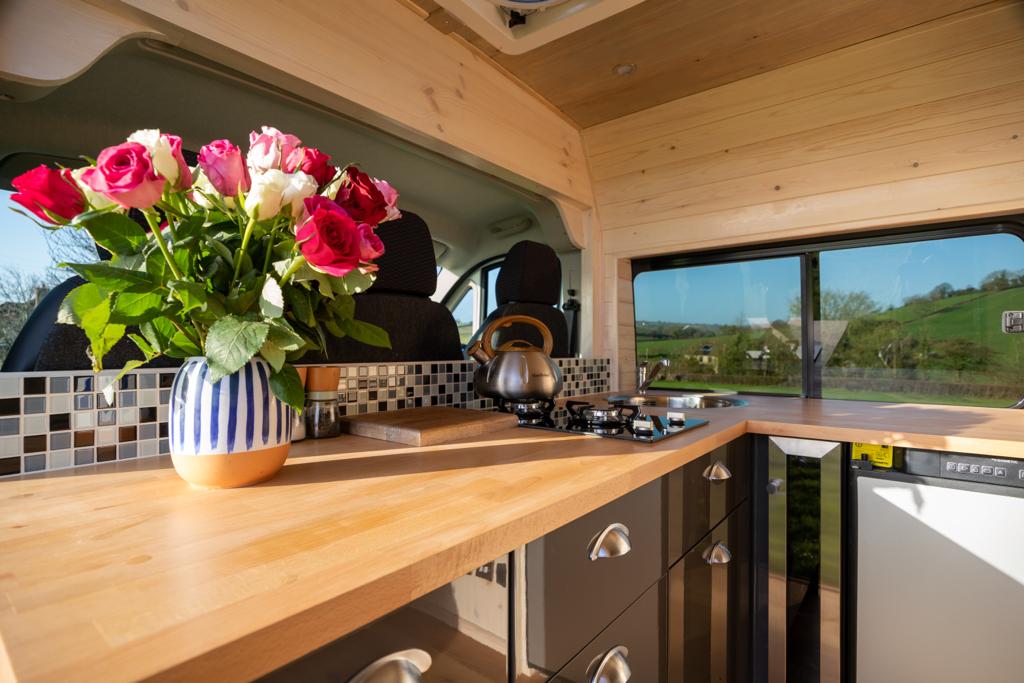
[2,396,1023,682]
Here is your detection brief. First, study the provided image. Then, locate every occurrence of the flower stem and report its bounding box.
[233,215,257,282]
[280,255,307,283]
[144,211,183,280]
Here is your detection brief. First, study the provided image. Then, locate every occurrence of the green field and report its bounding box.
[637,285,1024,407]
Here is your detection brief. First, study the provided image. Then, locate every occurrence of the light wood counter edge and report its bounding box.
[2,396,1023,681]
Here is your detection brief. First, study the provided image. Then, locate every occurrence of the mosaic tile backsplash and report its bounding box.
[0,358,610,478]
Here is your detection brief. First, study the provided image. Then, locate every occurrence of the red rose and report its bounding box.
[285,147,335,188]
[11,165,85,224]
[80,142,164,210]
[335,165,388,226]
[359,225,385,261]
[296,199,363,277]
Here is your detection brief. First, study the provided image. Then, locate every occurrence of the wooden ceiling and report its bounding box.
[406,0,990,127]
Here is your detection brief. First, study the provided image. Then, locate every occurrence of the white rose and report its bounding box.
[70,166,116,210]
[128,129,179,185]
[281,171,318,218]
[244,169,289,220]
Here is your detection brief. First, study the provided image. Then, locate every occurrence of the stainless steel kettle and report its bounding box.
[467,315,563,401]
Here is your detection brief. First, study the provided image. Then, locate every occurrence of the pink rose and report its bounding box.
[164,134,192,190]
[198,139,250,196]
[295,199,362,277]
[359,225,385,261]
[11,165,85,224]
[372,178,400,222]
[335,165,388,226]
[285,147,335,187]
[80,142,165,210]
[247,126,301,173]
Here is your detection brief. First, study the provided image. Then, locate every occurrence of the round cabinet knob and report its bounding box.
[348,649,432,683]
[588,645,631,683]
[588,523,632,561]
[702,461,733,482]
[766,478,785,495]
[703,541,732,566]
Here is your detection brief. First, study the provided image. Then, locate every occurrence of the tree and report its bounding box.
[790,289,880,321]
[929,337,996,378]
[928,282,954,300]
[0,266,64,365]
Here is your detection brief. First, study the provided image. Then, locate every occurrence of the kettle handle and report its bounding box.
[481,315,554,357]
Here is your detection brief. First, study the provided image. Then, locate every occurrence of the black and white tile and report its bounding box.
[0,357,611,478]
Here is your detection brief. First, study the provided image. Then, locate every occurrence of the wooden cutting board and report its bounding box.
[338,407,519,446]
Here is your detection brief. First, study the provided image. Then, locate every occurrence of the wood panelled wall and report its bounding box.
[583,1,1024,388]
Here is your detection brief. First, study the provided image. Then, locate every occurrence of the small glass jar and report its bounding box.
[305,390,341,439]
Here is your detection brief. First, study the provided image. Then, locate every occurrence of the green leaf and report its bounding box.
[285,287,315,327]
[342,318,391,349]
[168,280,208,313]
[58,282,106,326]
[277,259,333,298]
[127,333,157,360]
[203,234,235,264]
[225,287,259,316]
[205,315,270,382]
[267,321,305,351]
[69,291,125,372]
[259,338,286,372]
[260,277,284,318]
[333,269,376,295]
[269,364,305,412]
[76,212,148,255]
[139,318,197,358]
[328,294,355,321]
[67,262,158,293]
[110,291,165,325]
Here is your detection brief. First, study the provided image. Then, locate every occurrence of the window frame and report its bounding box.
[631,215,1024,405]
[440,255,505,324]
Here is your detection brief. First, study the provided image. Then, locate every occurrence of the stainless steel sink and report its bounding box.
[607,393,749,409]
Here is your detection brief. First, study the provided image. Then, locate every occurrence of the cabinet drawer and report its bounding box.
[261,556,508,682]
[668,500,752,683]
[517,478,665,681]
[550,577,666,683]
[669,435,751,562]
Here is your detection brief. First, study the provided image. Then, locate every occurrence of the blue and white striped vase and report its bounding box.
[169,357,294,488]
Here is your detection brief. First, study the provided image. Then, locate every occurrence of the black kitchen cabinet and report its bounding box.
[515,478,665,682]
[549,578,668,682]
[668,499,752,682]
[668,435,752,565]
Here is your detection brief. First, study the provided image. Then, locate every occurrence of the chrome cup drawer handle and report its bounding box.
[588,522,632,561]
[348,649,432,683]
[589,645,631,683]
[703,541,732,566]
[702,461,733,482]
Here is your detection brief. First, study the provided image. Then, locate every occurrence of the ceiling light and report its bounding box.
[612,63,637,77]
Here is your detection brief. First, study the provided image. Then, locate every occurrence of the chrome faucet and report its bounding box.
[636,358,670,395]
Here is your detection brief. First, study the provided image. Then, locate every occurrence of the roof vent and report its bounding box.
[437,0,644,54]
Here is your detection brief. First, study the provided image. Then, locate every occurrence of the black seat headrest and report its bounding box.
[496,240,561,306]
[367,211,437,297]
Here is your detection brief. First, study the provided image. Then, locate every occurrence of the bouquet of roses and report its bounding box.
[10,126,400,411]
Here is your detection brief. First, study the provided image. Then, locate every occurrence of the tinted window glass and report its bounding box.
[818,233,1024,407]
[633,256,802,394]
[450,288,476,345]
[0,189,98,366]
[485,266,500,317]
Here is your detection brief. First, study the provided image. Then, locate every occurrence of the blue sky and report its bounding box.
[0,190,56,277]
[635,233,1024,324]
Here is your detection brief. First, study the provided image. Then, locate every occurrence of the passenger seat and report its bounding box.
[467,240,570,358]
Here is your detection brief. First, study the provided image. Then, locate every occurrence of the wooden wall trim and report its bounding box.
[1,0,595,214]
[585,0,1024,386]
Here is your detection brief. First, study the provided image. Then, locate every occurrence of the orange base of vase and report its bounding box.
[171,444,290,489]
